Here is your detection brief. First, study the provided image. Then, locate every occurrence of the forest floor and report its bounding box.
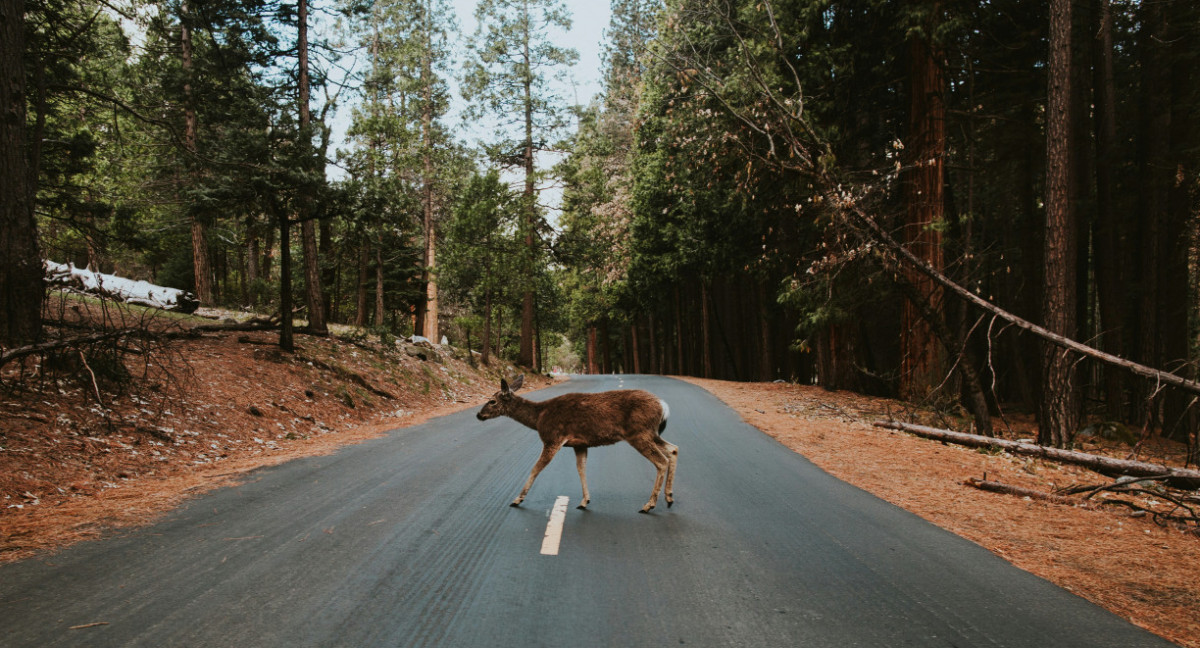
[1,300,1197,646]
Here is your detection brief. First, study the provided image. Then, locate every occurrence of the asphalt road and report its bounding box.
[0,375,1178,647]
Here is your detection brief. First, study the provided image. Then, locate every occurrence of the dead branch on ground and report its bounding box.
[875,420,1200,489]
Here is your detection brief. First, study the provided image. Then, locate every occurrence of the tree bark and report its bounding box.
[354,237,369,328]
[700,281,713,378]
[1135,0,1168,430]
[420,0,439,343]
[481,289,493,365]
[278,211,294,352]
[587,324,598,374]
[1092,0,1125,422]
[900,15,946,401]
[374,245,384,328]
[1041,0,1080,447]
[1159,0,1194,444]
[0,0,43,346]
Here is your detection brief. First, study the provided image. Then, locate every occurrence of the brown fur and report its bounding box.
[477,375,678,513]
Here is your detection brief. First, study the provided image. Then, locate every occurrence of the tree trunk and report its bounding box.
[278,212,294,352]
[1159,0,1195,443]
[262,222,274,283]
[518,12,536,369]
[246,225,259,307]
[0,0,42,346]
[481,289,492,365]
[631,320,641,374]
[759,282,773,381]
[601,319,612,374]
[374,245,384,328]
[1092,0,1124,422]
[587,325,598,374]
[180,3,212,306]
[900,16,947,401]
[297,0,326,335]
[320,219,334,323]
[420,1,439,343]
[354,237,369,328]
[1041,0,1080,447]
[700,281,713,378]
[1134,0,1168,431]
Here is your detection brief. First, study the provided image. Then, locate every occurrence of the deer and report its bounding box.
[476,375,678,513]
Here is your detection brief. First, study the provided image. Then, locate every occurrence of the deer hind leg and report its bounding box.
[574,447,590,509]
[512,443,561,507]
[631,437,669,513]
[657,438,679,508]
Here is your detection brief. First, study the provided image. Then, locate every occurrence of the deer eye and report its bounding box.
[487,400,496,406]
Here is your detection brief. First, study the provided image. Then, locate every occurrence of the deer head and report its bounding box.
[476,374,525,421]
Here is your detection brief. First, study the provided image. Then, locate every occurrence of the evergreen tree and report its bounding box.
[464,0,578,369]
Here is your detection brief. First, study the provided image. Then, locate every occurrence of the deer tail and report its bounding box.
[657,399,670,435]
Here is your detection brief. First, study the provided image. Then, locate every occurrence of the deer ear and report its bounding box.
[500,378,510,394]
[510,374,524,392]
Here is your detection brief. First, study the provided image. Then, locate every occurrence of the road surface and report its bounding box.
[0,375,1177,647]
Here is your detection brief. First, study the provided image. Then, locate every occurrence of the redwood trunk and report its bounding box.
[900,21,946,401]
[1041,0,1080,447]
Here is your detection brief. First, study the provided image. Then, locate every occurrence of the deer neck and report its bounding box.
[504,396,544,431]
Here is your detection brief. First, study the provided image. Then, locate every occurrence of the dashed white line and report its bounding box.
[540,495,571,556]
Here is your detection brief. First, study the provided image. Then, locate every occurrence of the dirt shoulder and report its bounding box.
[681,377,1200,648]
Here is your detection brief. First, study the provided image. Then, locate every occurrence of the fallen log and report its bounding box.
[45,260,199,313]
[963,478,1082,506]
[874,420,1200,489]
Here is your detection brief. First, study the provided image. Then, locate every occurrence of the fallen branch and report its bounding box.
[189,317,279,333]
[874,420,1200,489]
[964,477,1081,506]
[0,329,140,370]
[966,477,1200,530]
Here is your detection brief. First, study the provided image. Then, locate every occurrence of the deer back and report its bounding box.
[535,390,663,447]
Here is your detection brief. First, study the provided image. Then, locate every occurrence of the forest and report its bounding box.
[1,0,1198,458]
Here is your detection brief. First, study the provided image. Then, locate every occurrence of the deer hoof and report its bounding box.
[639,505,654,514]
[510,500,522,508]
[576,502,588,510]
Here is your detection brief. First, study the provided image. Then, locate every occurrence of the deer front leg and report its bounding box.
[512,443,560,507]
[574,447,590,509]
